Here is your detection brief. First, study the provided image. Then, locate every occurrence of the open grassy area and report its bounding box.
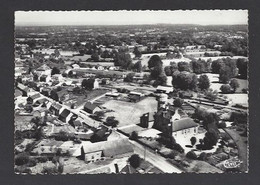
[233,78,248,93]
[102,97,158,127]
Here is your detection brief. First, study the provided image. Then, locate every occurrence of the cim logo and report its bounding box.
[224,157,243,169]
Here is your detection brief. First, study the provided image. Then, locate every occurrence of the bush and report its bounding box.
[198,152,207,161]
[190,137,197,146]
[186,151,197,160]
[218,121,227,128]
[167,151,176,159]
[129,131,138,141]
[37,156,49,163]
[173,143,184,153]
[15,153,29,166]
[42,166,58,174]
[174,98,184,107]
[27,158,37,167]
[220,84,232,94]
[128,154,141,169]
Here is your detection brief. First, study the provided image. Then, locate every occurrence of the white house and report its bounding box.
[171,118,199,138]
[93,79,99,89]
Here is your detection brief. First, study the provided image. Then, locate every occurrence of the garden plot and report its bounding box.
[175,132,220,155]
[102,97,158,127]
[224,94,248,105]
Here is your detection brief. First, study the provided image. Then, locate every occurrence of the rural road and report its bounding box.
[129,140,182,173]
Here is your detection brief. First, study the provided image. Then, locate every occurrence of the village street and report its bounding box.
[129,140,182,173]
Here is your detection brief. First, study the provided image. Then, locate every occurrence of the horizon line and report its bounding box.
[15,23,248,27]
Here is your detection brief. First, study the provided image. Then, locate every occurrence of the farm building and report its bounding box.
[74,138,134,163]
[84,102,102,114]
[156,85,173,94]
[27,93,41,104]
[58,108,72,123]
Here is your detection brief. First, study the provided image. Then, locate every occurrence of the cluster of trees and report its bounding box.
[211,58,238,83]
[172,71,197,90]
[157,134,184,153]
[81,78,95,90]
[51,67,60,76]
[193,107,220,149]
[220,79,240,93]
[164,63,178,76]
[236,58,248,79]
[104,116,119,128]
[148,55,167,86]
[190,59,211,74]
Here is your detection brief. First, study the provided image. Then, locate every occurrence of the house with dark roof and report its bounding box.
[33,98,49,107]
[27,93,41,104]
[84,102,101,114]
[16,83,29,96]
[49,102,63,116]
[58,108,72,123]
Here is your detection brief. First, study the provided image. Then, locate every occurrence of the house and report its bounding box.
[105,92,120,98]
[40,87,52,97]
[84,102,101,114]
[15,89,23,98]
[76,138,134,163]
[35,64,52,76]
[140,112,155,128]
[101,78,110,85]
[58,108,72,123]
[93,79,99,89]
[49,102,63,116]
[16,83,29,96]
[33,108,46,117]
[30,139,63,156]
[39,74,51,82]
[33,98,49,107]
[74,130,94,141]
[51,74,63,82]
[153,106,182,134]
[171,118,199,138]
[71,64,80,69]
[128,91,144,102]
[27,93,41,104]
[120,163,137,174]
[156,85,173,94]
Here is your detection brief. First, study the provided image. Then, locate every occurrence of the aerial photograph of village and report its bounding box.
[14,10,248,174]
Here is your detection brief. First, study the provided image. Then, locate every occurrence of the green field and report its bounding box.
[102,97,158,127]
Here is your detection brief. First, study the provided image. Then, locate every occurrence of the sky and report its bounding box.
[15,10,248,26]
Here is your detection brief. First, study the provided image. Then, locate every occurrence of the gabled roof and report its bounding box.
[35,98,48,104]
[29,93,41,100]
[84,102,100,111]
[172,118,198,132]
[59,109,71,118]
[51,102,62,110]
[120,163,137,174]
[36,64,51,71]
[17,83,29,92]
[81,138,134,157]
